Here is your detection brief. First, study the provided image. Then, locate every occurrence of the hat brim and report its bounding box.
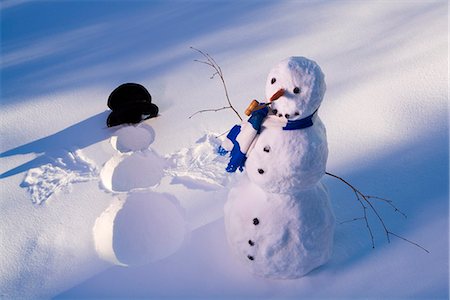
[107,103,159,127]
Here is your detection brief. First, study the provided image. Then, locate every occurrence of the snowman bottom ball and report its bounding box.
[224,176,335,279]
[93,191,186,267]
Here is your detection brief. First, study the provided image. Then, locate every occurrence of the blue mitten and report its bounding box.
[221,106,269,173]
[247,105,268,133]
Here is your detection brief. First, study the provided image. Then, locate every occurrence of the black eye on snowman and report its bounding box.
[271,78,276,84]
[293,87,301,94]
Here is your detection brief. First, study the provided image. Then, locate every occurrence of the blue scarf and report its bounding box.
[219,106,318,173]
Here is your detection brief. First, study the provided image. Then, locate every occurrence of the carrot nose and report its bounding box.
[269,89,284,102]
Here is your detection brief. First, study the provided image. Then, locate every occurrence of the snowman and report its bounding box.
[95,124,186,267]
[221,57,335,279]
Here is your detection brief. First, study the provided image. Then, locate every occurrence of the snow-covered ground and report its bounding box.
[1,1,448,299]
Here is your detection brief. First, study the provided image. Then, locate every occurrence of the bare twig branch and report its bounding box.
[194,59,214,68]
[388,232,430,253]
[216,129,231,139]
[188,106,231,119]
[367,195,408,219]
[326,171,429,253]
[355,190,375,248]
[190,47,242,121]
[339,217,365,225]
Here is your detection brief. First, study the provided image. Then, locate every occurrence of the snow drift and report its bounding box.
[0,1,447,299]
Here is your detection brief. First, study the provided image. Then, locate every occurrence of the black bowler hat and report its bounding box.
[106,83,159,127]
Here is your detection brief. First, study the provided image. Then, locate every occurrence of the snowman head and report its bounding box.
[266,57,326,120]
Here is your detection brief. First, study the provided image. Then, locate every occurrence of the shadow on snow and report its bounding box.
[0,111,112,179]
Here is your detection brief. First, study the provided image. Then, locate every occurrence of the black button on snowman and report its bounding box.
[224,57,335,279]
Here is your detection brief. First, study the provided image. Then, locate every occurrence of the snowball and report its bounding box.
[100,150,165,192]
[111,124,155,153]
[245,119,328,194]
[93,191,187,267]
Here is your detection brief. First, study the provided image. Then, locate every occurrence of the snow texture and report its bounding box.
[22,150,98,204]
[166,133,231,190]
[111,124,155,153]
[93,191,186,267]
[95,124,197,267]
[100,124,166,193]
[246,116,328,193]
[0,1,448,299]
[93,196,127,266]
[225,176,334,279]
[100,151,165,192]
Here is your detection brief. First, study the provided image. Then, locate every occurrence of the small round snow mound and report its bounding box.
[111,125,155,153]
[100,151,165,192]
[93,191,186,267]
